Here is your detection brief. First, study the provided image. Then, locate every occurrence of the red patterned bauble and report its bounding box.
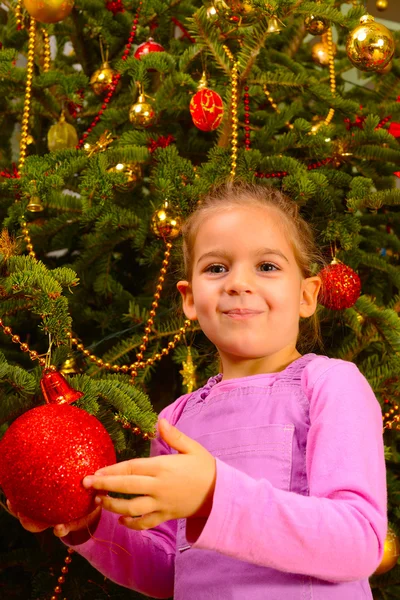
[190,88,224,132]
[134,38,165,60]
[0,371,116,525]
[318,261,361,310]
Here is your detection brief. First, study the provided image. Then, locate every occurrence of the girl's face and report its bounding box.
[177,205,321,378]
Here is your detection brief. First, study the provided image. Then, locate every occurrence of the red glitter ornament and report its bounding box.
[0,371,116,524]
[190,88,224,132]
[318,261,361,310]
[134,38,165,60]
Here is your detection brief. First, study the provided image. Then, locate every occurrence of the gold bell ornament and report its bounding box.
[27,195,45,212]
[346,15,394,72]
[151,202,181,239]
[60,354,83,375]
[107,162,142,192]
[23,0,74,23]
[373,527,400,575]
[267,17,284,34]
[90,61,119,96]
[47,112,78,151]
[305,14,329,36]
[129,89,157,128]
[212,0,258,27]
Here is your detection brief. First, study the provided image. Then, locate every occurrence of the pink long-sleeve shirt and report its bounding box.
[65,353,387,599]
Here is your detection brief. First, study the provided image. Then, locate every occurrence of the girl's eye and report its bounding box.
[259,262,279,272]
[205,264,227,274]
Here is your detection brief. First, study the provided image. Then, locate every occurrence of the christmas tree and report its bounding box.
[0,0,400,597]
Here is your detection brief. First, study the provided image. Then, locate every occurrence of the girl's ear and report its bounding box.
[177,280,197,321]
[299,276,321,318]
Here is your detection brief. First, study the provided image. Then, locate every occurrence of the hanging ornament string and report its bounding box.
[223,45,239,178]
[41,28,51,72]
[18,17,36,173]
[76,2,142,149]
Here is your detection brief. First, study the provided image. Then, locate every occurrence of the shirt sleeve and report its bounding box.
[190,359,387,583]
[61,401,186,599]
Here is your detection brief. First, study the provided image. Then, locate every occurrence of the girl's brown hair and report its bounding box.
[181,181,325,353]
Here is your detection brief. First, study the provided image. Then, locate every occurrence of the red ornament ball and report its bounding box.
[318,262,361,310]
[0,403,116,524]
[134,38,165,60]
[190,88,224,132]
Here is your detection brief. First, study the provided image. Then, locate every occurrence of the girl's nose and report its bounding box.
[224,269,254,295]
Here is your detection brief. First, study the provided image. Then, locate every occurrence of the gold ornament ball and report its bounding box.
[90,62,119,96]
[47,114,78,151]
[129,94,157,128]
[378,59,392,74]
[346,15,395,72]
[151,205,181,239]
[311,41,337,66]
[373,528,400,575]
[107,162,142,192]
[305,14,329,36]
[23,0,74,23]
[212,0,258,26]
[376,0,389,11]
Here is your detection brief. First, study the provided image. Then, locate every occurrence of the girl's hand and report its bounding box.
[82,418,217,531]
[7,499,102,538]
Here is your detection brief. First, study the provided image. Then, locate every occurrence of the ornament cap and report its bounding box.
[198,71,208,90]
[360,14,374,24]
[40,369,84,405]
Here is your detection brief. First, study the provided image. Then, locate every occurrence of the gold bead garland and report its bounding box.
[20,217,37,259]
[41,28,51,72]
[264,85,279,113]
[223,45,239,178]
[262,26,336,134]
[50,547,74,600]
[19,17,36,172]
[15,0,24,30]
[320,29,336,128]
[0,318,47,366]
[66,242,192,385]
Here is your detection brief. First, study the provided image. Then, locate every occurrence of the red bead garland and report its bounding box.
[255,157,333,179]
[244,85,251,150]
[76,4,142,149]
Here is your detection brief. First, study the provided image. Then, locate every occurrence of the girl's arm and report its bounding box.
[186,359,387,583]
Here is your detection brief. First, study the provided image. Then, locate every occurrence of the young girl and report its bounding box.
[13,182,387,599]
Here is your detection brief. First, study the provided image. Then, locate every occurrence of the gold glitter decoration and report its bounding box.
[180,348,197,393]
[83,131,114,157]
[18,17,36,173]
